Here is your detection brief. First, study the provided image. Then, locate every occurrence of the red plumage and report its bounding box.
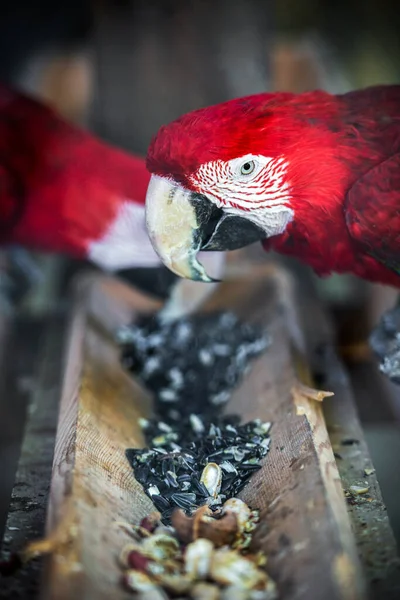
[0,84,158,270]
[146,85,400,288]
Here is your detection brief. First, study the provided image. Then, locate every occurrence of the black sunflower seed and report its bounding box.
[161,507,174,522]
[190,477,210,497]
[121,311,273,523]
[171,493,197,510]
[180,458,195,472]
[221,474,238,493]
[207,449,224,459]
[165,471,179,488]
[151,494,171,511]
[120,312,270,421]
[220,460,237,474]
[234,479,248,494]
[135,465,150,485]
[239,463,263,472]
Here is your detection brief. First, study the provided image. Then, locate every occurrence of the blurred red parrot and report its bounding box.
[0,83,160,271]
[0,84,226,319]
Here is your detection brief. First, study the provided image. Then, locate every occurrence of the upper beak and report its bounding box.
[145,174,265,281]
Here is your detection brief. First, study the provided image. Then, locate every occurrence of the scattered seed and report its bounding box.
[199,349,213,365]
[177,474,191,483]
[124,569,157,592]
[239,463,262,472]
[191,582,221,600]
[158,422,172,433]
[159,389,178,403]
[200,463,222,498]
[349,485,370,495]
[121,311,272,526]
[126,549,150,571]
[168,368,184,389]
[211,391,231,406]
[190,477,210,497]
[141,534,179,561]
[210,548,269,589]
[190,414,205,434]
[220,461,238,474]
[120,499,276,599]
[152,496,171,512]
[184,538,214,579]
[165,471,179,488]
[170,493,197,511]
[223,499,252,534]
[147,485,161,497]
[119,311,269,421]
[126,416,271,524]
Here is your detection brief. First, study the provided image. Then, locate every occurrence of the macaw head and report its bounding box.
[145,91,346,281]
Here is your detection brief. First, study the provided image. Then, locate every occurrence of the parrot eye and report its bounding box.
[240,160,256,176]
[229,154,263,180]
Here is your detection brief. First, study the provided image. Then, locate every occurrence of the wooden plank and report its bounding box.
[323,357,400,600]
[0,317,47,542]
[38,261,369,600]
[288,268,400,600]
[0,314,67,599]
[41,277,161,600]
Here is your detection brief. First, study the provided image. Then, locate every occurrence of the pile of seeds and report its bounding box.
[119,311,271,524]
[120,498,277,600]
[126,416,271,524]
[118,312,270,422]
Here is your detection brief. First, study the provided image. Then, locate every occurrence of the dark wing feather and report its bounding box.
[345,152,400,274]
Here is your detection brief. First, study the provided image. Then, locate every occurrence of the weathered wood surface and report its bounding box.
[41,278,161,600]
[0,315,67,599]
[36,259,370,600]
[290,268,400,600]
[0,316,59,543]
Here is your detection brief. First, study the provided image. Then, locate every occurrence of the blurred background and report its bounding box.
[0,0,399,547]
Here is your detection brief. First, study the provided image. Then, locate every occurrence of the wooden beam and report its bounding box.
[0,315,67,599]
[41,278,160,600]
[289,266,400,599]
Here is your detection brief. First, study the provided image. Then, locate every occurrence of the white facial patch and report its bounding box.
[191,153,294,238]
[87,200,162,272]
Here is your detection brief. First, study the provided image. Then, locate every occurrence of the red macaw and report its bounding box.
[0,83,160,271]
[0,84,224,317]
[144,85,400,289]
[143,84,400,378]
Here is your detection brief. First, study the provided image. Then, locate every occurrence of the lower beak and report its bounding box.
[145,174,265,281]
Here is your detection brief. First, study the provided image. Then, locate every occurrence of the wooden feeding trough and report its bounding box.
[1,249,399,600]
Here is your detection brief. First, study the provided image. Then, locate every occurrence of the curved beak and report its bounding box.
[145,174,265,281]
